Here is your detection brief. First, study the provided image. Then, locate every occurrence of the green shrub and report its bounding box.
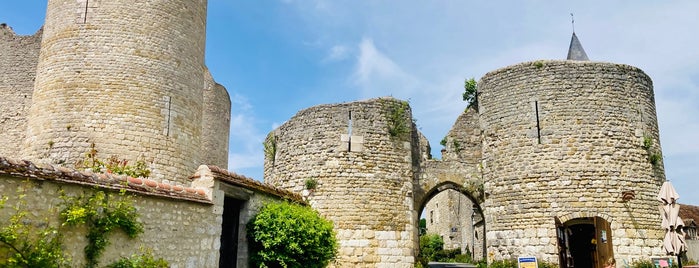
[247,202,337,268]
[454,253,472,263]
[630,259,655,268]
[476,259,488,268]
[462,78,478,109]
[418,233,443,266]
[489,259,518,268]
[106,248,168,268]
[538,260,559,268]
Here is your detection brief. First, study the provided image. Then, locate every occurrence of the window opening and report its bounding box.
[347,111,352,152]
[535,101,541,144]
[164,96,172,136]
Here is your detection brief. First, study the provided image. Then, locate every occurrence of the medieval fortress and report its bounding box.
[1,0,231,181]
[1,1,667,267]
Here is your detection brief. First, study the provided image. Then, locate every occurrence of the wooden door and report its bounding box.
[594,217,614,268]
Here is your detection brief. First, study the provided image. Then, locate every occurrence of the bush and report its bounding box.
[247,202,337,268]
[106,248,168,268]
[630,259,655,268]
[489,259,518,268]
[538,260,559,268]
[418,233,443,266]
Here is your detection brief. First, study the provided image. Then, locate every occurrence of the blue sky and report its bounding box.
[2,1,698,204]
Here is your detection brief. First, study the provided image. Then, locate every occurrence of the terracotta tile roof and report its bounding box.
[0,156,210,203]
[680,203,699,225]
[204,165,305,204]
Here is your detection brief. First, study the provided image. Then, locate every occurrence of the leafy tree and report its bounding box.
[417,233,444,266]
[247,202,337,268]
[462,78,478,109]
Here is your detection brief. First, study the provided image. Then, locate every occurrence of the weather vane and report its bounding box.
[570,13,575,33]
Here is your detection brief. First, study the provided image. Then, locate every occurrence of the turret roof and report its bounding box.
[567,32,589,61]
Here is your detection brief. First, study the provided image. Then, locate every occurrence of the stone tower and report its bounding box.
[264,97,420,267]
[478,60,665,261]
[20,0,229,181]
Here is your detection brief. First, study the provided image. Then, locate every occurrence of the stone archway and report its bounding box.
[415,179,486,262]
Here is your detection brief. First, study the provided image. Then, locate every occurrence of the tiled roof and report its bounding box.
[203,165,305,204]
[0,156,210,203]
[680,203,699,225]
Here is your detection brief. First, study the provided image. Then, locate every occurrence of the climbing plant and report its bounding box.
[60,189,144,268]
[263,134,277,163]
[0,186,69,267]
[382,99,412,140]
[1,182,167,268]
[641,135,662,168]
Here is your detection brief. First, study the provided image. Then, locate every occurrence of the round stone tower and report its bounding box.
[478,60,665,262]
[22,0,210,181]
[265,97,419,267]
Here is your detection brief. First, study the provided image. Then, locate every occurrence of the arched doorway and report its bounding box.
[556,217,614,268]
[417,182,486,262]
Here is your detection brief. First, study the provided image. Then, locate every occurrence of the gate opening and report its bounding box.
[219,196,244,267]
[556,216,614,268]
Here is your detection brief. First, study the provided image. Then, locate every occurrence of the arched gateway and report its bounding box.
[264,55,667,267]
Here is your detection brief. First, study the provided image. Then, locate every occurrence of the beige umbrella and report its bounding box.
[658,181,687,256]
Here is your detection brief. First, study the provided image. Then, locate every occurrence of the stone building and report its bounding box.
[1,1,300,267]
[2,1,670,266]
[265,33,667,267]
[1,0,231,183]
[423,189,482,256]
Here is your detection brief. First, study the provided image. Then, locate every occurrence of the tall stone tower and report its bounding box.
[20,0,228,181]
[264,98,420,267]
[478,59,665,262]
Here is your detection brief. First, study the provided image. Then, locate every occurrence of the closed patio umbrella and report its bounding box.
[658,181,686,266]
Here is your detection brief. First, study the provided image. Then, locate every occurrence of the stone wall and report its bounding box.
[265,97,418,267]
[0,173,220,267]
[687,240,699,263]
[202,69,231,169]
[478,60,665,262]
[419,106,486,260]
[21,0,211,182]
[0,24,41,159]
[0,157,304,268]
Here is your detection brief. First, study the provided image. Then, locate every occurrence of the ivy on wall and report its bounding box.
[0,181,167,268]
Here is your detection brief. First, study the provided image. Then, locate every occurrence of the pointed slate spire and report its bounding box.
[567,32,589,61]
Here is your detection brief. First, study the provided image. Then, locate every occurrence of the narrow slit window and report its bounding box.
[535,101,541,144]
[347,111,352,152]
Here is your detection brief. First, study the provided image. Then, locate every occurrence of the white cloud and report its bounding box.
[353,38,418,98]
[323,45,350,62]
